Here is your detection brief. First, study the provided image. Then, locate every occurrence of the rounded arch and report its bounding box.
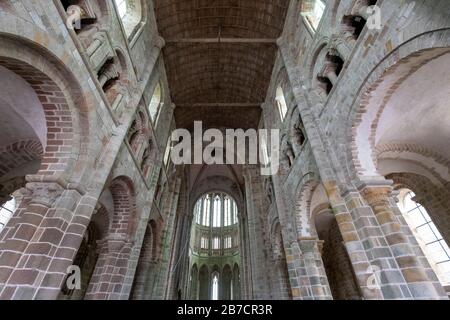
[198,264,210,300]
[293,178,322,238]
[347,29,450,182]
[389,171,450,247]
[109,175,137,237]
[232,263,241,300]
[0,22,94,186]
[190,263,199,300]
[221,264,233,300]
[305,40,329,87]
[115,0,147,41]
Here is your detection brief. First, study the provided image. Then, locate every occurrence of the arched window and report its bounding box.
[224,236,232,249]
[212,273,219,300]
[0,197,16,233]
[195,193,238,228]
[259,132,270,166]
[148,83,162,125]
[195,201,202,224]
[213,237,220,250]
[398,189,450,285]
[202,195,211,227]
[213,195,221,227]
[224,197,231,227]
[276,87,288,122]
[301,0,325,31]
[201,237,209,249]
[114,0,144,40]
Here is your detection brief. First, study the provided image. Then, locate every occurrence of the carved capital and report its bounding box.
[26,182,64,207]
[298,237,321,254]
[361,186,392,208]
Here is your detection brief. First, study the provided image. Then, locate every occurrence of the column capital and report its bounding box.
[360,186,393,207]
[297,237,321,253]
[25,182,65,208]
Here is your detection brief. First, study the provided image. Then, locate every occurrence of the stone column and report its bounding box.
[242,165,271,299]
[276,38,384,300]
[84,235,133,300]
[295,238,333,300]
[151,178,181,299]
[0,181,93,300]
[361,184,446,299]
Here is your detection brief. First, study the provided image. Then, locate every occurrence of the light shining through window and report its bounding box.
[201,237,209,249]
[0,197,15,234]
[276,87,288,121]
[301,0,325,31]
[195,193,238,228]
[212,274,219,300]
[213,196,221,227]
[149,83,162,123]
[399,190,450,285]
[213,237,220,250]
[115,0,127,19]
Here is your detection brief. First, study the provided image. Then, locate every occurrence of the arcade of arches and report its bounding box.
[0,0,450,300]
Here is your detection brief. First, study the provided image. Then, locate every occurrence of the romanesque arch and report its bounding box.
[347,29,450,181]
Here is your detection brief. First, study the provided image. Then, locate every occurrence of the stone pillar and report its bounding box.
[294,238,333,300]
[0,180,92,300]
[242,165,271,299]
[84,235,133,300]
[276,39,385,300]
[151,178,181,300]
[361,184,446,299]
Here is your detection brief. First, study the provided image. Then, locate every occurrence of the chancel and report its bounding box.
[0,0,449,301]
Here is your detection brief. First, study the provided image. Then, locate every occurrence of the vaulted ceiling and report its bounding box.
[153,0,290,130]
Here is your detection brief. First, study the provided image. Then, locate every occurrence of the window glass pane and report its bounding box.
[212,275,219,300]
[301,0,325,31]
[164,138,171,166]
[419,225,438,244]
[275,87,288,121]
[202,196,210,227]
[0,198,16,233]
[213,196,220,227]
[149,83,162,123]
[399,190,450,285]
[115,0,127,19]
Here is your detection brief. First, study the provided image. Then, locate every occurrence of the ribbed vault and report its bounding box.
[153,0,289,129]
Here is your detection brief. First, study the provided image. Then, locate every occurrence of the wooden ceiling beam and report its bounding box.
[165,38,277,44]
[177,103,263,108]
